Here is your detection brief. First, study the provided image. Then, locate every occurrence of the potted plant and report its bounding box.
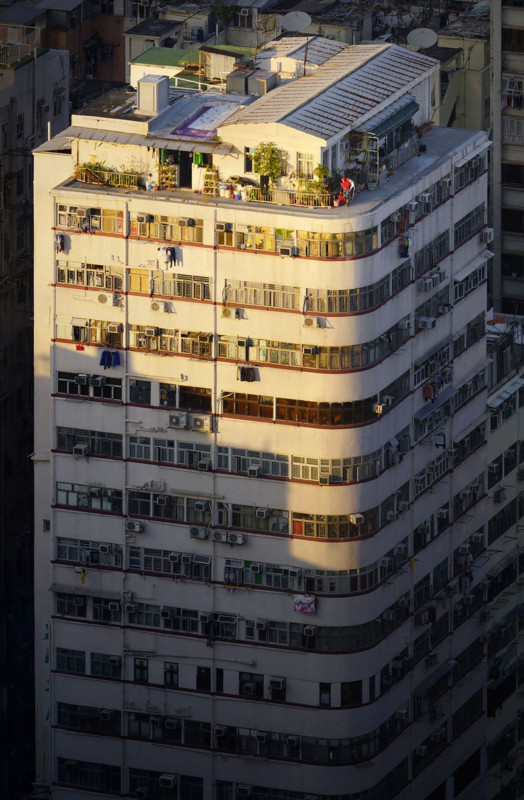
[252,142,282,190]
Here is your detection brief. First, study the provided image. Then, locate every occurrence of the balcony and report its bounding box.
[246,186,333,208]
[74,165,142,189]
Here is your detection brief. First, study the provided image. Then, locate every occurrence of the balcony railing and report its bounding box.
[246,187,333,207]
[74,166,141,189]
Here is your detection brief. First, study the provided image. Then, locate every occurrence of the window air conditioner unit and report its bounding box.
[349,514,364,525]
[419,192,432,203]
[109,601,120,611]
[302,346,318,355]
[75,373,89,385]
[168,413,188,429]
[250,563,262,573]
[438,305,451,314]
[425,652,438,667]
[495,488,507,503]
[126,520,144,533]
[168,552,179,563]
[73,443,88,457]
[391,212,401,222]
[416,610,429,625]
[190,526,208,539]
[438,508,448,520]
[181,554,192,564]
[419,317,437,329]
[423,277,433,289]
[387,510,398,522]
[256,620,267,630]
[396,708,408,720]
[125,603,136,613]
[248,465,261,477]
[407,201,418,212]
[472,532,484,544]
[38,100,50,113]
[135,788,149,800]
[195,500,209,512]
[481,227,494,243]
[178,218,189,227]
[89,375,106,387]
[431,728,446,742]
[279,246,298,257]
[381,557,393,569]
[222,307,233,318]
[287,735,299,746]
[458,543,471,555]
[137,213,153,223]
[192,415,212,432]
[76,207,87,217]
[99,544,110,554]
[228,532,246,545]
[107,323,122,334]
[398,501,409,512]
[215,725,227,737]
[270,677,286,689]
[398,319,410,330]
[256,508,270,518]
[237,786,253,799]
[395,544,408,559]
[382,609,397,621]
[144,326,158,337]
[415,745,428,757]
[242,682,257,695]
[108,656,121,666]
[240,7,250,14]
[159,775,176,789]
[303,625,316,637]
[198,459,212,471]
[156,496,169,506]
[213,530,228,542]
[460,489,471,501]
[439,178,452,189]
[256,732,267,743]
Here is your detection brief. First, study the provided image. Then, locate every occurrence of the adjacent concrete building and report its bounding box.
[33,38,491,800]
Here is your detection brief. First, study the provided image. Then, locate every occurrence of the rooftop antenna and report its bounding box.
[281,11,312,77]
[407,27,438,49]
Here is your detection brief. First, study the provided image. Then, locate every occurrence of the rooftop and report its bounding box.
[124,18,182,38]
[418,45,462,64]
[131,47,201,68]
[439,12,490,40]
[0,5,44,24]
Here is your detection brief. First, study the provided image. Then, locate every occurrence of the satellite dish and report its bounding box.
[281,11,312,33]
[407,28,438,49]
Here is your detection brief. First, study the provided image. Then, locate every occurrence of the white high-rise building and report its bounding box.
[34,40,491,800]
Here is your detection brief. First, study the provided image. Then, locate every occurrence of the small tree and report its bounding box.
[252,142,282,186]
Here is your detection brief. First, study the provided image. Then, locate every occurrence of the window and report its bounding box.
[56,593,86,617]
[215,668,224,693]
[454,205,485,247]
[57,758,120,794]
[164,662,178,686]
[100,45,114,64]
[56,648,85,673]
[93,598,121,623]
[129,379,151,405]
[196,666,211,691]
[239,672,264,698]
[16,113,24,141]
[134,658,148,683]
[244,147,255,172]
[56,427,122,457]
[319,682,331,707]
[502,163,524,186]
[56,482,122,513]
[341,680,362,707]
[91,652,121,678]
[503,27,524,52]
[233,9,253,27]
[297,152,314,178]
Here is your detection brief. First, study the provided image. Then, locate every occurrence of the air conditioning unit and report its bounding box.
[303,346,319,355]
[195,500,209,512]
[439,177,452,189]
[419,317,437,330]
[161,607,171,619]
[398,501,409,512]
[256,731,267,743]
[89,375,106,387]
[481,227,494,243]
[396,708,408,720]
[438,508,448,520]
[256,620,267,631]
[416,610,429,625]
[107,323,122,334]
[75,373,88,385]
[256,508,270,518]
[99,543,111,554]
[213,530,228,542]
[109,601,120,611]
[287,735,299,746]
[250,563,262,573]
[222,307,233,318]
[126,520,144,533]
[458,543,471,555]
[108,656,121,666]
[177,218,189,227]
[135,788,149,800]
[431,728,446,742]
[415,745,428,757]
[156,495,169,506]
[387,510,398,522]
[125,603,136,613]
[137,213,153,224]
[198,459,212,471]
[438,305,451,314]
[373,404,385,415]
[381,557,393,569]
[248,465,260,477]
[445,579,458,595]
[391,212,401,222]
[279,246,298,257]
[395,544,408,559]
[72,443,88,457]
[228,532,246,545]
[494,488,507,503]
[472,532,484,544]
[159,775,177,789]
[145,481,165,492]
[168,552,180,564]
[303,625,316,637]
[168,413,188,429]
[398,319,410,330]
[97,292,112,305]
[407,201,418,212]
[270,677,286,690]
[237,786,253,799]
[190,526,208,539]
[239,7,250,14]
[349,514,364,525]
[38,99,50,113]
[150,301,166,312]
[425,652,438,667]
[144,326,158,337]
[424,277,433,290]
[192,415,212,432]
[215,725,227,737]
[304,317,315,327]
[242,682,257,696]
[215,222,226,232]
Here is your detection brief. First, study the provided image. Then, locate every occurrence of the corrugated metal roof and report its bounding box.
[62,126,232,154]
[359,95,418,137]
[221,44,438,140]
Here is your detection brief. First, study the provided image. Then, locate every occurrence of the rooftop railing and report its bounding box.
[246,186,333,207]
[74,166,141,189]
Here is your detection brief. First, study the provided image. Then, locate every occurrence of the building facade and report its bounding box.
[34,42,491,800]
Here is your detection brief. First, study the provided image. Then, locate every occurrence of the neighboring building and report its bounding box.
[0,15,69,800]
[123,18,183,81]
[34,40,491,800]
[266,0,374,45]
[485,316,524,800]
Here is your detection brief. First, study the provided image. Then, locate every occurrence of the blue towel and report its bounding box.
[112,351,120,367]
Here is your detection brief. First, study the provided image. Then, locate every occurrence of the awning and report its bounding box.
[50,583,121,600]
[360,95,419,138]
[414,385,455,422]
[65,126,232,155]
[454,250,493,283]
[488,376,524,409]
[488,548,523,579]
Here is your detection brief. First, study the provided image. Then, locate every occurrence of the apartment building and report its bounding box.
[0,16,69,799]
[485,317,524,800]
[34,40,491,800]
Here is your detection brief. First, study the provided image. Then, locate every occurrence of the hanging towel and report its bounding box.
[99,350,107,367]
[112,351,120,367]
